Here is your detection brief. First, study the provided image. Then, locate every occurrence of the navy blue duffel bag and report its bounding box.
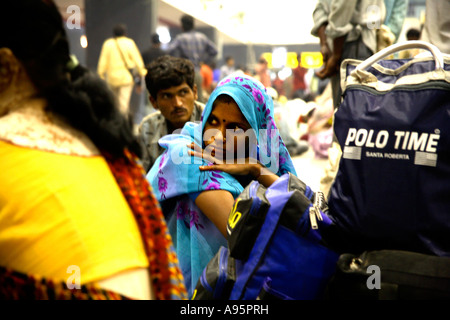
[327,41,450,257]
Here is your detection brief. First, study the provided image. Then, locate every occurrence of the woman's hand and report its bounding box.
[187,142,261,178]
[187,142,279,187]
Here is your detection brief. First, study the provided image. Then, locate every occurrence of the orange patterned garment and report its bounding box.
[102,149,187,300]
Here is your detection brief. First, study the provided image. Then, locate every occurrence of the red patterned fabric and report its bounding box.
[102,149,187,300]
[0,266,130,300]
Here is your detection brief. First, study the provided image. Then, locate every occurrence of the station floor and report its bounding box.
[291,147,329,192]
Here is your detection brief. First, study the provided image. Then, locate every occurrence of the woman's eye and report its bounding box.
[208,118,218,125]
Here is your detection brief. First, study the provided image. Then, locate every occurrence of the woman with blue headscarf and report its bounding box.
[147,74,297,296]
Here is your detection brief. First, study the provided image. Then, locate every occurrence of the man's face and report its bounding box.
[150,82,197,130]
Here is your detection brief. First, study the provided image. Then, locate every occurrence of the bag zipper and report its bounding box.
[309,191,325,230]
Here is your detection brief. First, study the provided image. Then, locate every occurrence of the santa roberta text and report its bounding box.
[180,303,269,317]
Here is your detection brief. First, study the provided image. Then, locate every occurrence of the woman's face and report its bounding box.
[203,97,255,161]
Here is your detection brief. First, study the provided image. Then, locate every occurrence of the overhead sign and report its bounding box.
[300,52,323,69]
[260,51,323,69]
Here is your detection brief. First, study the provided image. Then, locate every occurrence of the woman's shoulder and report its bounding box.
[157,121,202,148]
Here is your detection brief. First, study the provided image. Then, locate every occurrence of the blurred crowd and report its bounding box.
[1,0,450,301]
[96,0,450,164]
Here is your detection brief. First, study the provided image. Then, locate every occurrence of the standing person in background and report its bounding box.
[272,72,286,98]
[0,0,186,300]
[219,56,236,80]
[312,0,385,110]
[142,33,166,67]
[200,61,214,100]
[377,0,407,52]
[399,28,421,59]
[420,0,450,55]
[98,24,147,116]
[291,53,308,100]
[382,0,407,44]
[254,56,272,88]
[311,0,385,197]
[211,61,221,90]
[138,33,167,124]
[167,14,218,103]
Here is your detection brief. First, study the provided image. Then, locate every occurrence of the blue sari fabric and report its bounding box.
[147,74,297,296]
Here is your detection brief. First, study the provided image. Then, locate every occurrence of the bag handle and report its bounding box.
[354,40,444,72]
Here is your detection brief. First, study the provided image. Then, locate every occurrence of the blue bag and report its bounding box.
[327,41,450,256]
[192,173,339,300]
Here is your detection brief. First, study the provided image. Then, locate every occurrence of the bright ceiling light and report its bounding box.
[156,26,171,44]
[80,35,88,48]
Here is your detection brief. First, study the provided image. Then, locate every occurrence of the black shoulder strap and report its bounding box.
[114,38,130,70]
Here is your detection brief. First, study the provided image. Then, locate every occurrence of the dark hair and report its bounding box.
[181,15,194,31]
[151,33,161,44]
[259,57,267,64]
[145,55,195,98]
[213,94,236,106]
[113,24,127,37]
[406,28,420,40]
[0,0,141,158]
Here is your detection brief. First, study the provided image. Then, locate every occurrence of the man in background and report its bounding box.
[138,55,204,172]
[167,14,218,103]
[254,56,271,88]
[420,0,450,55]
[399,28,421,59]
[291,53,308,100]
[97,24,146,115]
[142,33,166,67]
[312,0,385,109]
[137,33,167,123]
[219,56,236,80]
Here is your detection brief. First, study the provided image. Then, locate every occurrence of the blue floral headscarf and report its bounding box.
[148,74,297,201]
[146,74,297,296]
